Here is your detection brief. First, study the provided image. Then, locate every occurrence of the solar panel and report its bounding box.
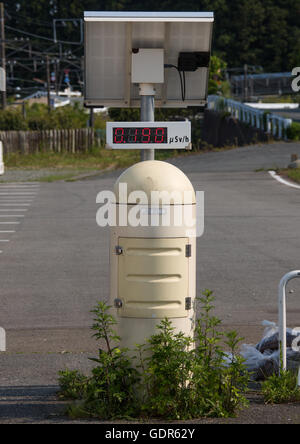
[84,12,214,108]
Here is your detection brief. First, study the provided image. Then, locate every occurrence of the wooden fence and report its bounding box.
[0,128,95,155]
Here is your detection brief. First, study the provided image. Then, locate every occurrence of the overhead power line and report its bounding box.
[5,11,53,28]
[5,25,82,45]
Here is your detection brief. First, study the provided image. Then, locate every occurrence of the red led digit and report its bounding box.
[114,128,124,144]
[155,127,164,143]
[142,127,151,143]
[128,128,138,143]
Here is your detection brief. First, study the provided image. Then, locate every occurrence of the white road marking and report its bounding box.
[0,197,34,199]
[269,171,300,190]
[0,186,40,189]
[1,182,39,185]
[0,184,40,254]
[0,193,37,196]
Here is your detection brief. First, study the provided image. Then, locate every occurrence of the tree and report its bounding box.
[4,0,300,78]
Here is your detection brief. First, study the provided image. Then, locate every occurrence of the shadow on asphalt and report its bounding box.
[0,386,67,423]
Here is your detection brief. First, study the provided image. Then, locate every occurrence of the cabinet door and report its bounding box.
[118,237,189,318]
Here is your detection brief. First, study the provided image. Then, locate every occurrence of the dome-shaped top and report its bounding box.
[114,160,196,205]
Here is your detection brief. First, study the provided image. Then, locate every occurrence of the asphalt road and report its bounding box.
[1,140,300,422]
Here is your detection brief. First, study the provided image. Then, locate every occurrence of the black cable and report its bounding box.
[164,64,186,102]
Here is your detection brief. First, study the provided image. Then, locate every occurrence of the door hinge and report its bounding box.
[185,297,192,310]
[115,246,123,255]
[114,298,123,308]
[185,244,192,257]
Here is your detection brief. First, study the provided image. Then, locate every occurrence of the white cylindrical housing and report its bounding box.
[109,160,197,350]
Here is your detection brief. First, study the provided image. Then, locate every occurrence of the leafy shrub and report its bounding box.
[58,370,89,400]
[0,109,28,130]
[286,122,300,141]
[58,292,249,420]
[27,103,88,130]
[84,302,140,419]
[139,291,249,419]
[208,55,230,97]
[0,103,107,131]
[262,370,300,404]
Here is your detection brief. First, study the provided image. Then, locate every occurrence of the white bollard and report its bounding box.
[0,141,4,175]
[0,327,6,351]
[278,270,300,385]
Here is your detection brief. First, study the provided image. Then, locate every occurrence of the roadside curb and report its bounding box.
[268,170,300,190]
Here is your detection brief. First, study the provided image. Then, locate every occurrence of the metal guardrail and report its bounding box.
[207,95,293,140]
[278,271,300,386]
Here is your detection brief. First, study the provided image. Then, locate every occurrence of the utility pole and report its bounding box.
[55,58,59,95]
[46,56,51,112]
[243,64,248,103]
[0,3,6,110]
[89,108,94,128]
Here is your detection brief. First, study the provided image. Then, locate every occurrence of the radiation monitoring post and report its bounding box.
[103,426,198,441]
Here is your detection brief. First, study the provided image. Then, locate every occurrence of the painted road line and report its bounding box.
[0,193,37,197]
[0,215,25,217]
[0,240,10,242]
[0,186,40,189]
[0,197,36,201]
[0,197,35,199]
[269,171,300,190]
[0,192,38,195]
[0,209,28,211]
[0,197,33,204]
[0,231,15,233]
[1,182,39,185]
[0,222,20,224]
[0,204,31,206]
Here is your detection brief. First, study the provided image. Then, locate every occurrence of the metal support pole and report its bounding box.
[46,56,51,113]
[278,270,300,385]
[89,107,94,128]
[140,83,155,162]
[0,2,6,110]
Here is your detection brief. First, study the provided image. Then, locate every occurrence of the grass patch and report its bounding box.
[4,147,186,173]
[3,141,267,183]
[262,371,300,404]
[4,147,138,171]
[279,168,300,184]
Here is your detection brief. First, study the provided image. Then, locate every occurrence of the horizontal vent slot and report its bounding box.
[126,248,182,257]
[126,301,182,310]
[126,274,182,283]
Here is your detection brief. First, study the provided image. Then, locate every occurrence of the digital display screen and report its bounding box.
[113,127,168,144]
